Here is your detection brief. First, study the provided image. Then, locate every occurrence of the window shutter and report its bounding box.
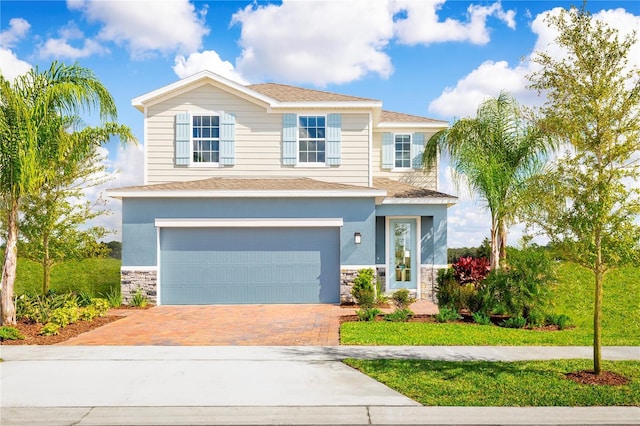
[220,112,236,166]
[412,132,425,169]
[175,113,190,166]
[382,132,394,169]
[282,113,297,166]
[326,113,341,166]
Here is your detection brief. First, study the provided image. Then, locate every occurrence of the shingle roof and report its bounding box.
[379,110,447,124]
[373,178,457,200]
[111,177,376,192]
[248,83,377,103]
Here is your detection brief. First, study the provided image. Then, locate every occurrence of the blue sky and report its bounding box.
[1,0,639,247]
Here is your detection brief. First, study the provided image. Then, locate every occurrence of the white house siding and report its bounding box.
[371,130,439,190]
[145,84,370,187]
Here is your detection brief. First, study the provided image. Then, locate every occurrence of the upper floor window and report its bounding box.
[192,115,220,163]
[298,116,326,163]
[394,134,411,169]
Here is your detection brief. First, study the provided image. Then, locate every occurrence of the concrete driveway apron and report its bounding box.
[60,305,344,346]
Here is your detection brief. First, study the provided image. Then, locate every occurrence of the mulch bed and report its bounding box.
[1,315,124,345]
[566,370,630,386]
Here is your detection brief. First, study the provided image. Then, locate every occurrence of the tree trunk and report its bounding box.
[593,232,603,375]
[498,220,507,269]
[490,219,500,270]
[42,233,50,295]
[1,198,19,326]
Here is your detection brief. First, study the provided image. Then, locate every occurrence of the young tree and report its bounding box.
[18,146,117,295]
[424,92,553,270]
[525,6,640,374]
[0,62,131,325]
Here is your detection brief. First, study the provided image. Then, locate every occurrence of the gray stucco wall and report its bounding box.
[121,197,377,267]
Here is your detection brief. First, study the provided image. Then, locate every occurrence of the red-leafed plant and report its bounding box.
[452,257,491,284]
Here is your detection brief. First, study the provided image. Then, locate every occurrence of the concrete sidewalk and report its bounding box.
[1,346,639,425]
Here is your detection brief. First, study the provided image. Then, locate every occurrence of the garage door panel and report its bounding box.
[160,227,339,304]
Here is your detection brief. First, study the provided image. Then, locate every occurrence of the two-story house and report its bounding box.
[107,71,457,305]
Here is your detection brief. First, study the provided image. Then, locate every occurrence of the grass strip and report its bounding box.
[344,359,640,406]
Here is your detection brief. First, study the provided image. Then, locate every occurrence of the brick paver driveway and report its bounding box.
[61,305,345,346]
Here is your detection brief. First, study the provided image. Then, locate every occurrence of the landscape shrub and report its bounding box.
[0,326,25,341]
[374,278,388,306]
[49,307,81,328]
[452,257,490,285]
[351,268,376,309]
[15,292,78,324]
[472,312,491,325]
[102,287,122,308]
[477,247,555,318]
[526,310,546,327]
[356,307,381,322]
[391,289,415,310]
[75,291,94,307]
[500,316,527,329]
[129,289,148,308]
[435,268,458,308]
[39,323,60,336]
[546,314,571,330]
[384,308,414,322]
[435,307,463,323]
[90,298,110,316]
[79,307,98,321]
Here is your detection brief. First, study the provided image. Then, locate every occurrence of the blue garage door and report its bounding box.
[160,227,340,304]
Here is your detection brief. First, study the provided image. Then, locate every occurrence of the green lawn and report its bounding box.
[341,263,640,346]
[344,359,640,406]
[12,255,121,297]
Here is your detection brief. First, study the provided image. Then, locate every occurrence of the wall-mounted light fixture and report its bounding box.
[354,232,362,244]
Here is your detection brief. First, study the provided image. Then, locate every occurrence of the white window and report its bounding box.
[298,116,326,163]
[192,115,220,164]
[394,134,411,169]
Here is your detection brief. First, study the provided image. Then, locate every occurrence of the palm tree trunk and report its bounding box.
[1,198,19,325]
[499,220,507,269]
[490,219,500,270]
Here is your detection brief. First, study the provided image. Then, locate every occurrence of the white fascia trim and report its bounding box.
[155,218,344,228]
[341,265,378,270]
[376,122,448,130]
[132,71,274,111]
[268,101,382,112]
[121,266,158,272]
[107,189,386,199]
[381,197,458,206]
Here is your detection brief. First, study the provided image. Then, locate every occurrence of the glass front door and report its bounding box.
[388,218,417,290]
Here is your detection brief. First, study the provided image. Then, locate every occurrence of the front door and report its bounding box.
[388,218,417,290]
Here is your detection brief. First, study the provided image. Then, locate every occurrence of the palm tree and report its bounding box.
[423,92,553,270]
[0,62,119,325]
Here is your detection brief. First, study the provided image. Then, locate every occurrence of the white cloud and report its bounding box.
[0,18,32,82]
[173,51,249,84]
[68,0,209,58]
[0,17,30,48]
[428,60,532,118]
[0,48,32,82]
[393,0,516,46]
[232,0,394,86]
[38,38,106,60]
[427,6,640,120]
